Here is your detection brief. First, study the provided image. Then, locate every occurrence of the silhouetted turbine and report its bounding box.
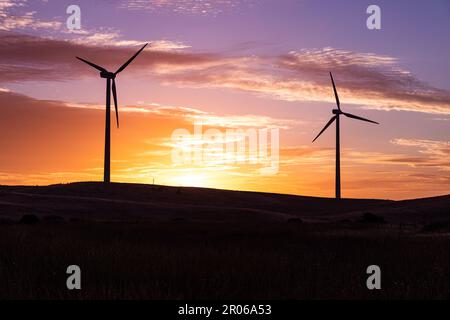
[76,43,148,183]
[312,72,379,199]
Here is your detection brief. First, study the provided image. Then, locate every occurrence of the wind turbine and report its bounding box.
[312,72,379,199]
[76,43,148,183]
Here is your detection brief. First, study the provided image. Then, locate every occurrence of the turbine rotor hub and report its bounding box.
[332,109,341,114]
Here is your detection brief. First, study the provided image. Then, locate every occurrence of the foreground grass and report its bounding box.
[0,221,449,299]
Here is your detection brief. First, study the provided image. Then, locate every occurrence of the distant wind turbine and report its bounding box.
[76,43,148,183]
[312,72,379,199]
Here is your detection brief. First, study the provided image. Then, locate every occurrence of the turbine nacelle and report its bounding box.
[332,109,340,115]
[100,71,116,79]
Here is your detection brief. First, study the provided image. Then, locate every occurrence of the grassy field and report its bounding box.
[1,220,449,300]
[0,182,449,300]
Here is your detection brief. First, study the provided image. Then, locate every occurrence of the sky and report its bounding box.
[0,0,449,199]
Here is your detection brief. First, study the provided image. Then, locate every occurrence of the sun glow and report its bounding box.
[176,174,207,187]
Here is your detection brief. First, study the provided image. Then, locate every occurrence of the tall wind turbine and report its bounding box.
[76,43,148,183]
[312,72,379,199]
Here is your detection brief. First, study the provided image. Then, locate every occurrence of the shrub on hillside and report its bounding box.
[287,217,304,224]
[19,214,40,225]
[360,212,386,224]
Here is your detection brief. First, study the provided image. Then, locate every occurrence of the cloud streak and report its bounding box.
[160,47,450,115]
[390,139,450,171]
[0,32,216,82]
[1,33,450,115]
[0,0,61,31]
[119,0,254,16]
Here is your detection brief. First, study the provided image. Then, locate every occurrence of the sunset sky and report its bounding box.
[0,0,449,199]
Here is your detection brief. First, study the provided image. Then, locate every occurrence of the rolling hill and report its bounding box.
[0,182,448,224]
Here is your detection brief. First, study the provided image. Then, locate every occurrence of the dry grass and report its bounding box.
[1,221,449,300]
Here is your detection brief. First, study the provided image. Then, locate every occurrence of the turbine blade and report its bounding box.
[342,112,379,124]
[114,43,148,75]
[312,116,337,142]
[112,79,119,128]
[330,72,340,110]
[76,57,107,73]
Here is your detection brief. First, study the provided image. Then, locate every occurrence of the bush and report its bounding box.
[287,217,303,224]
[19,214,40,225]
[360,212,385,224]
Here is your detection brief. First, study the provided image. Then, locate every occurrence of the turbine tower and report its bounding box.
[312,72,379,199]
[76,43,148,183]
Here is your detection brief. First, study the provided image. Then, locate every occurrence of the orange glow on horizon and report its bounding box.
[0,90,448,200]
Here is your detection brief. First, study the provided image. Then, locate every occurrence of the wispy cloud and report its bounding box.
[119,0,254,16]
[279,140,450,173]
[1,32,450,115]
[391,138,449,157]
[0,32,214,82]
[144,104,299,129]
[67,27,189,50]
[159,47,450,115]
[60,99,299,129]
[0,0,61,31]
[0,1,187,50]
[69,29,144,47]
[149,40,191,51]
[390,138,450,171]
